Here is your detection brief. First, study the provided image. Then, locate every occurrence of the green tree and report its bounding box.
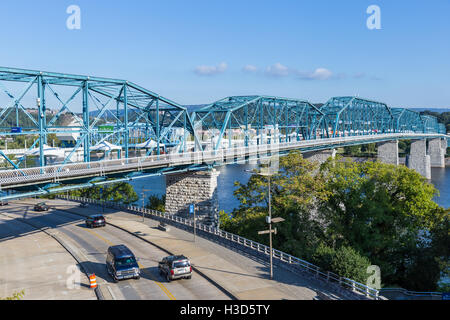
[318,157,446,290]
[146,195,166,212]
[68,182,139,204]
[222,151,448,291]
[330,246,372,284]
[311,243,372,283]
[343,145,361,156]
[229,151,329,259]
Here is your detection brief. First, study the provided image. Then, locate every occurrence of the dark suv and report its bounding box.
[34,202,49,211]
[159,255,192,282]
[85,215,106,228]
[106,245,140,282]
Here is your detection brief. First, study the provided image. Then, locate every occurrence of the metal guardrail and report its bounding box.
[380,288,443,300]
[0,133,446,188]
[59,195,381,300]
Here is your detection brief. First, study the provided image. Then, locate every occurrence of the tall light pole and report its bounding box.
[245,169,284,280]
[189,203,196,242]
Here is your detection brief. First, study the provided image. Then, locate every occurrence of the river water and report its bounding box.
[130,164,450,211]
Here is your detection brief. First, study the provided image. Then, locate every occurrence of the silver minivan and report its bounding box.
[158,255,192,282]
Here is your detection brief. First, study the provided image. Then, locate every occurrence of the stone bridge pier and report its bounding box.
[376,138,447,179]
[377,140,399,165]
[428,138,446,168]
[407,139,431,179]
[165,169,220,227]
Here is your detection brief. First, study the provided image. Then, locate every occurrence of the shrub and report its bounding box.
[330,246,372,284]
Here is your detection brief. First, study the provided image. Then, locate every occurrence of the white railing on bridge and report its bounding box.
[1,133,446,188]
[59,195,382,300]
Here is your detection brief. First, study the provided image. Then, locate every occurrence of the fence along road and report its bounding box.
[58,196,383,300]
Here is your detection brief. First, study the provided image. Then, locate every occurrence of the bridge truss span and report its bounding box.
[0,67,447,200]
[192,95,326,151]
[0,67,201,169]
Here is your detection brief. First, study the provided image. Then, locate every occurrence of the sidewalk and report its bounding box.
[49,199,345,300]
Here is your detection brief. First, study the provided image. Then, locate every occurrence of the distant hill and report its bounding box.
[409,108,450,113]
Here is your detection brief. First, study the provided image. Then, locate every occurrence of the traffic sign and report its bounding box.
[189,204,194,215]
[258,228,277,235]
[98,125,114,133]
[11,127,22,133]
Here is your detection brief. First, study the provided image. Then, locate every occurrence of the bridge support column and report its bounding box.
[165,169,220,227]
[303,149,336,164]
[407,139,431,179]
[377,140,399,165]
[428,138,446,168]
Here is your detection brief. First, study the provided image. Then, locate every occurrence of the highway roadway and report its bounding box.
[0,201,230,300]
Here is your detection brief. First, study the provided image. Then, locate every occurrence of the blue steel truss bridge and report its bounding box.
[0,67,447,202]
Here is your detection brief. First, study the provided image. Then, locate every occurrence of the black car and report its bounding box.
[34,202,49,211]
[85,215,106,228]
[106,245,140,282]
[159,255,192,282]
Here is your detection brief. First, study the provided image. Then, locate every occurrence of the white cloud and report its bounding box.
[297,68,333,80]
[194,62,228,76]
[265,63,290,77]
[242,64,259,73]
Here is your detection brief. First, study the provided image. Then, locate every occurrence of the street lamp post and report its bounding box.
[268,174,273,279]
[189,203,196,242]
[245,169,284,280]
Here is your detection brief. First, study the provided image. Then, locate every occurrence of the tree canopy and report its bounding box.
[65,182,139,205]
[221,151,449,291]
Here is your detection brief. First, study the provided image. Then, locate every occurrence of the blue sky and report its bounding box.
[0,0,449,108]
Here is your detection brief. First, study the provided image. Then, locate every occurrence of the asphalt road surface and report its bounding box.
[0,201,230,300]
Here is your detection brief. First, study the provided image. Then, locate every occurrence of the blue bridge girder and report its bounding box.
[191,95,326,150]
[0,66,202,168]
[319,96,396,138]
[0,67,447,200]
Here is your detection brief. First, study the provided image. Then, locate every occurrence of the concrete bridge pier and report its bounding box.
[303,149,336,164]
[377,140,399,165]
[428,138,446,168]
[407,139,431,179]
[165,169,220,227]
